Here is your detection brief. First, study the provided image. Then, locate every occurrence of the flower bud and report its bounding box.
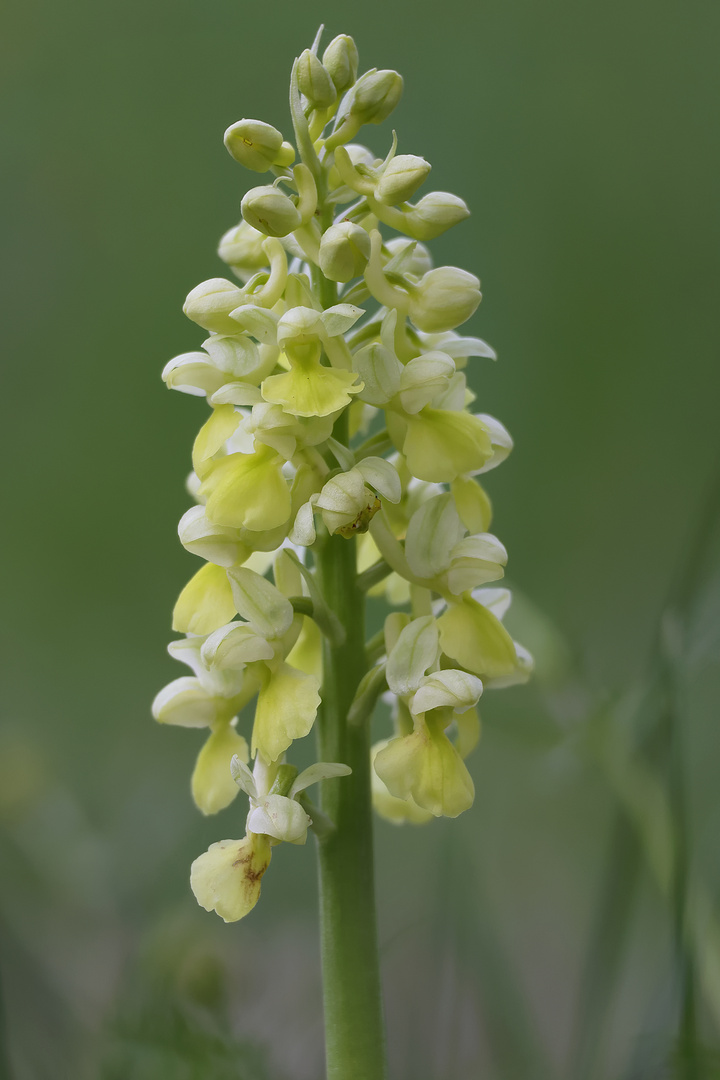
[318,222,371,282]
[322,35,359,94]
[405,192,469,240]
[353,69,403,125]
[241,185,302,238]
[223,119,294,172]
[376,154,431,205]
[325,69,403,150]
[407,267,481,333]
[297,49,337,109]
[218,220,268,281]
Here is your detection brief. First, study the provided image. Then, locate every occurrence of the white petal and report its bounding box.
[230,754,257,798]
[321,304,365,338]
[355,457,401,503]
[247,795,311,844]
[386,616,439,696]
[228,305,279,343]
[289,500,317,546]
[405,493,465,580]
[411,669,483,715]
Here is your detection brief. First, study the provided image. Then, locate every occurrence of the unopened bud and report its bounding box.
[376,154,431,205]
[218,220,268,281]
[407,267,481,333]
[319,222,371,282]
[353,69,403,125]
[325,69,403,151]
[322,34,359,94]
[405,192,469,240]
[241,184,302,238]
[297,49,337,109]
[224,119,295,172]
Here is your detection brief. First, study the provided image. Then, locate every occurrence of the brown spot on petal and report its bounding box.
[335,496,381,539]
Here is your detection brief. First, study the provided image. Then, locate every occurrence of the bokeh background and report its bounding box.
[2,0,719,1077]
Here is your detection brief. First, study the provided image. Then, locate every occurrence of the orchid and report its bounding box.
[154,26,530,1080]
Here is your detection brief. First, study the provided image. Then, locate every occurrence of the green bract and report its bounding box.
[154,27,531,927]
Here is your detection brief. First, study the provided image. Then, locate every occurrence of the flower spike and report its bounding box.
[154,29,531,935]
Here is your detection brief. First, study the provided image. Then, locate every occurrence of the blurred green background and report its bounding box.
[2,0,719,1077]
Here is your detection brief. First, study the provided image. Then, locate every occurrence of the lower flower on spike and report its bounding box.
[191,833,272,923]
[374,712,475,819]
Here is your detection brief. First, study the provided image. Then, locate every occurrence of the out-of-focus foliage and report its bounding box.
[1,0,719,1077]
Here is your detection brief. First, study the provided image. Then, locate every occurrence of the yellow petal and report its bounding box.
[451,476,493,533]
[191,723,249,815]
[284,616,323,680]
[370,741,433,825]
[200,446,291,531]
[455,707,481,759]
[261,363,362,418]
[172,562,236,635]
[252,662,321,762]
[192,404,240,479]
[374,720,474,818]
[401,408,492,483]
[190,833,272,922]
[437,596,518,679]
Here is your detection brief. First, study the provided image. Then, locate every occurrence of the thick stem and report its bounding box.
[315,410,387,1080]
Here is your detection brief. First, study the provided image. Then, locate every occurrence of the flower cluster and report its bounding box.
[154,28,531,922]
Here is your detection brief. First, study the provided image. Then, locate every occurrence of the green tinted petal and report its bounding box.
[370,741,433,825]
[451,477,493,533]
[192,404,240,478]
[252,662,321,762]
[226,567,294,640]
[374,723,474,818]
[172,563,236,636]
[385,615,439,696]
[200,447,291,531]
[438,597,518,679]
[191,724,249,815]
[261,364,362,418]
[402,409,493,483]
[455,706,481,758]
[405,493,465,580]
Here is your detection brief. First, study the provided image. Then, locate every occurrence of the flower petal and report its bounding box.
[172,563,236,636]
[192,724,250,815]
[252,662,321,762]
[386,615,439,696]
[438,597,518,679]
[190,833,272,922]
[374,721,474,818]
[247,794,311,844]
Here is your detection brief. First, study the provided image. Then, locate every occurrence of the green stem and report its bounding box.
[312,227,387,1077]
[315,479,387,1077]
